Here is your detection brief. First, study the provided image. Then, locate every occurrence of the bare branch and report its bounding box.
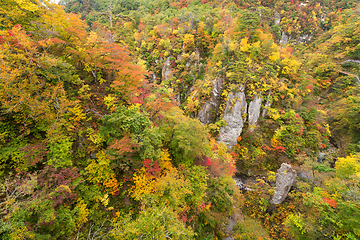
[338,59,360,65]
[86,109,103,118]
[336,70,360,85]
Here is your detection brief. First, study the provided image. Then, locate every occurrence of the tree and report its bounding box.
[160,108,211,166]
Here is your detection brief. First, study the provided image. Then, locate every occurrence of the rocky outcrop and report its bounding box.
[216,91,266,146]
[198,78,224,124]
[297,34,312,44]
[271,163,297,204]
[248,95,262,132]
[150,72,157,82]
[233,178,253,191]
[280,32,291,45]
[280,32,312,45]
[216,90,267,147]
[262,91,272,118]
[274,11,281,25]
[162,57,172,81]
[218,87,247,147]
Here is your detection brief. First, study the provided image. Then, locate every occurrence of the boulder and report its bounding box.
[271,163,297,204]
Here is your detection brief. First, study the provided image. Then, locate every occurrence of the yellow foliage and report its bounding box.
[78,84,92,99]
[55,185,72,194]
[129,167,156,201]
[101,194,109,207]
[86,32,99,45]
[129,103,141,112]
[335,154,360,179]
[104,95,117,110]
[75,199,89,227]
[269,48,280,62]
[9,226,35,240]
[252,41,261,49]
[240,37,249,52]
[271,129,282,147]
[281,58,301,75]
[85,151,120,195]
[68,105,86,123]
[87,128,103,146]
[103,177,120,196]
[268,108,281,121]
[183,34,195,51]
[216,142,235,164]
[229,41,237,51]
[159,150,175,173]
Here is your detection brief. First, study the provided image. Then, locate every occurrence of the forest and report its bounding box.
[0,0,359,239]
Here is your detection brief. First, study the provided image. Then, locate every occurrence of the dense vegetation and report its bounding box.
[0,0,359,239]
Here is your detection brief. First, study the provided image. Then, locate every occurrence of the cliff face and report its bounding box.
[198,77,224,124]
[217,87,247,148]
[200,85,268,148]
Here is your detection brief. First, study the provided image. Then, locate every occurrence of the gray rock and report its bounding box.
[150,73,157,82]
[280,32,290,45]
[321,14,326,22]
[261,90,272,118]
[297,34,312,44]
[248,95,262,132]
[218,87,247,148]
[262,91,272,118]
[198,78,224,124]
[274,11,281,25]
[318,152,326,162]
[298,171,313,180]
[271,163,297,204]
[174,93,181,105]
[162,57,172,81]
[233,178,253,191]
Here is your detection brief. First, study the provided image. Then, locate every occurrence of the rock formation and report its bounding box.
[248,95,262,132]
[261,91,272,118]
[198,78,224,124]
[280,32,291,45]
[274,11,281,25]
[162,57,172,81]
[297,34,312,44]
[233,178,252,191]
[271,163,297,204]
[218,87,247,147]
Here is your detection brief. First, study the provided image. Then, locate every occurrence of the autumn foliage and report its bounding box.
[0,0,360,239]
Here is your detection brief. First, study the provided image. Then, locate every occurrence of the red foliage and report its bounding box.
[323,197,337,208]
[21,142,48,168]
[108,135,137,156]
[200,156,212,167]
[274,146,286,152]
[227,162,236,175]
[38,166,81,208]
[143,159,161,177]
